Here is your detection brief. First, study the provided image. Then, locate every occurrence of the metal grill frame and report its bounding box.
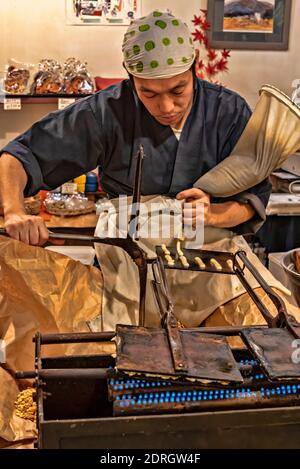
[34,350,300,449]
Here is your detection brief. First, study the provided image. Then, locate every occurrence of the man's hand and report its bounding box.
[4,212,49,246]
[176,188,211,227]
[177,188,256,229]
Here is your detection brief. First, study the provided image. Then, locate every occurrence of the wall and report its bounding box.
[0,0,200,147]
[1,0,300,147]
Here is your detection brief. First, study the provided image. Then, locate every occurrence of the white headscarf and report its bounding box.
[122,11,195,79]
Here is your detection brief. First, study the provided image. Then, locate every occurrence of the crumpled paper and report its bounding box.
[0,235,113,445]
[203,287,300,349]
[0,367,37,444]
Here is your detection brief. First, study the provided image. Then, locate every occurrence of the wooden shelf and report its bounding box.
[1,94,93,104]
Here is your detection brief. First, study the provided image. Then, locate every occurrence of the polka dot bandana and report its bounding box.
[122,11,195,79]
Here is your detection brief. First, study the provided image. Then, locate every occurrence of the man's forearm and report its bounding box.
[0,153,28,215]
[208,201,255,228]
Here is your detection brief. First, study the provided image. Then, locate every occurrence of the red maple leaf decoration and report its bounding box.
[222,49,231,59]
[201,20,210,31]
[192,15,202,26]
[192,10,231,84]
[205,63,218,76]
[216,58,229,72]
[192,29,205,43]
[207,49,217,61]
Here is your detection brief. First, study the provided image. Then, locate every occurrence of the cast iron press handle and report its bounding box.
[152,256,188,373]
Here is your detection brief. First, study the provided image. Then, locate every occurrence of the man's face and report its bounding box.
[133,69,194,129]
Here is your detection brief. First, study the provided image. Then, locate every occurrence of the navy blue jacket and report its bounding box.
[1,78,271,233]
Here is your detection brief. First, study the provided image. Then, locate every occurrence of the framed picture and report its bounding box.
[207,0,292,50]
[66,0,141,26]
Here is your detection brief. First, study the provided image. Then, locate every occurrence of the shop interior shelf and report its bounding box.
[2,94,92,104]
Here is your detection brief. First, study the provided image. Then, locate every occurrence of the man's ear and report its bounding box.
[122,62,133,81]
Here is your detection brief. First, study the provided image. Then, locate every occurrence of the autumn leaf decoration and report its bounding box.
[192,9,231,84]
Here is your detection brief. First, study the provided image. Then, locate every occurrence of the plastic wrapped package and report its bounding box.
[23,195,41,215]
[30,59,64,94]
[44,192,95,216]
[63,57,94,94]
[3,58,34,94]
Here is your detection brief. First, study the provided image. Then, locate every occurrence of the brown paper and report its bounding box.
[0,235,106,373]
[203,287,300,348]
[0,367,37,444]
[0,235,112,445]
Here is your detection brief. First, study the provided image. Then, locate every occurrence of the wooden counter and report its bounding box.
[0,213,98,229]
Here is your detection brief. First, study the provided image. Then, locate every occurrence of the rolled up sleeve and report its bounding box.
[0,97,104,196]
[220,178,272,234]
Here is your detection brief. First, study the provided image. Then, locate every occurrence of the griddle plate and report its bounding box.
[241,328,300,380]
[115,325,243,385]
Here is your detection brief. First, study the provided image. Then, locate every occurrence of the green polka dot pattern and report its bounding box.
[145,41,155,51]
[122,11,195,78]
[139,24,150,32]
[155,20,167,29]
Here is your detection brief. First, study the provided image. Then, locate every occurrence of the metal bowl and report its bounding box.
[281,249,300,306]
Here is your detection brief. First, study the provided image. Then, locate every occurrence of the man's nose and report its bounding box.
[159,95,175,114]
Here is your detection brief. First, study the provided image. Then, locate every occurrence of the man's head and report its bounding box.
[122,11,195,128]
[133,69,194,128]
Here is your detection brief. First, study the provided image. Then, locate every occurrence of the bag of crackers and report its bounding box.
[44,192,95,216]
[30,59,64,94]
[3,58,34,94]
[63,57,94,94]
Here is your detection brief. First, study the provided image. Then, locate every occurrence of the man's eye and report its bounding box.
[143,92,156,99]
[172,89,184,95]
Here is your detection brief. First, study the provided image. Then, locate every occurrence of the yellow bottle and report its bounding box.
[74,175,86,193]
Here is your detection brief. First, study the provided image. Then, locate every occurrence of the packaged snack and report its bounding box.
[4,58,34,94]
[31,59,64,94]
[44,192,95,216]
[63,57,94,94]
[23,195,41,215]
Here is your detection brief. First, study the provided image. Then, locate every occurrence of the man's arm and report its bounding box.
[177,188,255,228]
[0,95,105,244]
[0,153,49,245]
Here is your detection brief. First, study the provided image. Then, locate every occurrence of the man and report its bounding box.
[0,11,271,246]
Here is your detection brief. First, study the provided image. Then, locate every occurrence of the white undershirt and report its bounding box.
[172,127,183,141]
